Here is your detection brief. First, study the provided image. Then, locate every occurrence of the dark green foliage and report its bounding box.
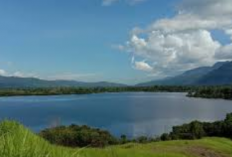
[0,86,194,97]
[170,121,205,140]
[188,86,232,99]
[161,133,171,141]
[39,124,118,148]
[136,136,149,143]
[202,121,224,137]
[39,124,159,148]
[120,135,128,144]
[1,86,231,100]
[163,113,232,141]
[222,114,232,138]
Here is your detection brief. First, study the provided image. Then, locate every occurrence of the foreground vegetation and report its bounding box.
[1,121,232,157]
[39,124,159,148]
[39,113,232,149]
[39,124,118,147]
[161,113,232,141]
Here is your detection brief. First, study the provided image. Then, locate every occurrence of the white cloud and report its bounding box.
[178,0,232,18]
[119,0,232,77]
[133,60,153,72]
[12,71,38,78]
[225,29,232,40]
[102,0,146,6]
[215,44,232,59]
[151,14,232,34]
[0,69,37,78]
[127,30,220,74]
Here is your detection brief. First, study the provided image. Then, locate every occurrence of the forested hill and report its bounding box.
[0,76,126,88]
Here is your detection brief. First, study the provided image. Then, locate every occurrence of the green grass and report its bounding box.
[1,121,232,157]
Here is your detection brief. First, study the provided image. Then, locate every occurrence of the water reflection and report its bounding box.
[0,93,231,137]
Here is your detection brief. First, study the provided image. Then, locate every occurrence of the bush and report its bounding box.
[163,113,232,141]
[39,124,118,148]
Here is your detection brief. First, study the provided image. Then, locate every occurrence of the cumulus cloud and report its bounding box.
[120,0,232,76]
[133,60,153,72]
[127,30,220,74]
[178,0,232,18]
[215,44,232,59]
[102,0,146,6]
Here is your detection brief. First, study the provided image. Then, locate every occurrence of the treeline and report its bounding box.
[0,86,192,97]
[188,86,232,99]
[161,113,232,141]
[40,113,232,148]
[0,86,231,99]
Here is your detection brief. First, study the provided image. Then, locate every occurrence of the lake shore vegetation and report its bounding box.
[0,86,231,99]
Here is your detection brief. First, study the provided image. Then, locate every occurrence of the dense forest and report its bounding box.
[0,86,193,97]
[187,86,232,99]
[0,86,231,99]
[40,113,232,148]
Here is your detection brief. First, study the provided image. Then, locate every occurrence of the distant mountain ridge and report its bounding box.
[0,61,231,88]
[196,62,232,85]
[0,76,126,88]
[137,61,232,86]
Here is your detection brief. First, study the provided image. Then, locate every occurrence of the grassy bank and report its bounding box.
[0,121,232,157]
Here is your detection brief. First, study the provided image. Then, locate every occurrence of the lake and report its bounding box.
[0,92,231,138]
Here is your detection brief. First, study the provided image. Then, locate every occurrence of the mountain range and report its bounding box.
[0,76,126,88]
[137,61,232,86]
[0,61,231,88]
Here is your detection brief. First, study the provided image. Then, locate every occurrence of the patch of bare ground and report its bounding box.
[186,146,228,157]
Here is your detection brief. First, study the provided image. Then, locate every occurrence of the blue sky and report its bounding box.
[0,0,232,84]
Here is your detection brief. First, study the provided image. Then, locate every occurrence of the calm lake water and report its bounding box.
[0,92,232,138]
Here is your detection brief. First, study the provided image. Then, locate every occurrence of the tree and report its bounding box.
[120,134,128,144]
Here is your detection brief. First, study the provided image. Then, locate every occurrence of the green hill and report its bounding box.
[1,121,232,157]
